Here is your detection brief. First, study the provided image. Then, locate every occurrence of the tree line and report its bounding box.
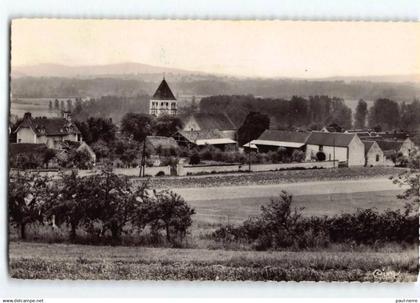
[9,168,195,245]
[356,98,420,132]
[200,95,353,131]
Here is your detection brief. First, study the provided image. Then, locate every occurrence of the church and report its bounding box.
[149,78,177,117]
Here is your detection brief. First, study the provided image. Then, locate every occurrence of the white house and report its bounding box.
[149,78,177,117]
[14,112,82,149]
[363,141,385,167]
[305,132,365,166]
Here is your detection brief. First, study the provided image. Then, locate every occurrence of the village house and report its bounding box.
[173,129,237,151]
[305,132,365,166]
[375,138,417,158]
[243,130,310,154]
[14,112,82,149]
[363,141,385,167]
[181,112,238,140]
[149,78,177,117]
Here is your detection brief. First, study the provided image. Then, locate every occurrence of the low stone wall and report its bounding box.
[178,161,338,176]
[114,166,171,177]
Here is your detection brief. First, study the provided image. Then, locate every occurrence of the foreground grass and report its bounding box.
[9,242,418,282]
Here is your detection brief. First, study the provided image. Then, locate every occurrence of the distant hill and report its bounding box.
[12,62,420,84]
[11,62,205,78]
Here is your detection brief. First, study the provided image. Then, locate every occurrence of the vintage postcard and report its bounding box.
[8,19,419,282]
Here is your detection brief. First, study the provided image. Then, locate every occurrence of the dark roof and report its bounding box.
[146,136,179,150]
[258,130,310,143]
[177,130,224,142]
[16,113,80,136]
[362,141,376,153]
[376,140,404,151]
[306,132,356,147]
[152,79,176,100]
[378,132,409,140]
[9,143,49,156]
[187,113,237,130]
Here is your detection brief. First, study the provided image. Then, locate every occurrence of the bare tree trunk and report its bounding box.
[70,222,77,242]
[20,223,26,240]
[166,224,171,243]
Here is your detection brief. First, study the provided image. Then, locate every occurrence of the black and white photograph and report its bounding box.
[7,19,420,282]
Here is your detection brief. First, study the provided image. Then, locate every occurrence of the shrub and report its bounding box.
[211,191,418,250]
[291,150,305,162]
[189,152,201,165]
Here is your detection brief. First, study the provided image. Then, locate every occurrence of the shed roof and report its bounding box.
[376,140,404,151]
[258,129,310,143]
[185,113,237,130]
[306,132,356,147]
[178,129,224,142]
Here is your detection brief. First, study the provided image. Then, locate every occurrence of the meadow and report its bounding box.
[9,242,418,281]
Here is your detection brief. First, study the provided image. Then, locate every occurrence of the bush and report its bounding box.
[189,152,201,165]
[291,150,305,162]
[211,191,418,250]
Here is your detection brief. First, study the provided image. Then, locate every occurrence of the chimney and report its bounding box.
[23,112,32,120]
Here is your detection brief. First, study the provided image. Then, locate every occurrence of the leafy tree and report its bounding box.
[67,99,73,112]
[47,170,93,241]
[146,190,195,244]
[121,113,154,142]
[60,100,65,111]
[91,140,112,161]
[54,99,59,110]
[237,112,270,146]
[43,149,56,168]
[86,117,116,143]
[91,168,150,244]
[354,99,368,129]
[9,172,52,239]
[368,98,400,131]
[48,100,53,111]
[74,120,92,144]
[154,115,183,137]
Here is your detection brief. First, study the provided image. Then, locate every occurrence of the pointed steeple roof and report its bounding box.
[152,78,176,100]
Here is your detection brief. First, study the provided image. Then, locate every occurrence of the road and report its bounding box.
[172,177,403,202]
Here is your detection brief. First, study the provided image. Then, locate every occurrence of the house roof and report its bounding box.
[152,79,176,101]
[178,129,225,142]
[16,113,80,136]
[146,136,179,150]
[378,132,409,140]
[362,141,377,153]
[186,113,237,130]
[195,138,237,146]
[258,130,310,143]
[306,132,356,147]
[376,140,404,152]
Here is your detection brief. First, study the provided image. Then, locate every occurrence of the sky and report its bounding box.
[11,19,420,78]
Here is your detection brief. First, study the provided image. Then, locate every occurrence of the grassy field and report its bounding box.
[190,190,405,226]
[144,167,406,189]
[9,242,418,281]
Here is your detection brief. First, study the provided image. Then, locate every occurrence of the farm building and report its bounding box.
[181,112,237,140]
[243,130,310,153]
[363,141,385,167]
[149,78,177,117]
[305,132,365,166]
[14,112,82,149]
[375,138,417,158]
[173,129,237,151]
